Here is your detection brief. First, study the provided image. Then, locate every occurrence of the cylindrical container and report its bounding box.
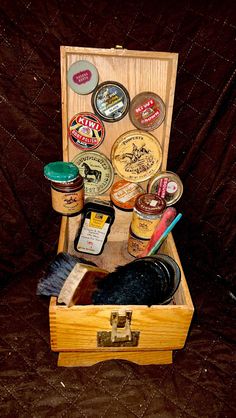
[131,193,166,239]
[91,81,130,122]
[127,227,149,257]
[67,60,99,95]
[68,112,105,151]
[44,161,84,216]
[147,171,183,206]
[129,91,165,131]
[111,129,162,183]
[110,179,143,211]
[74,198,115,255]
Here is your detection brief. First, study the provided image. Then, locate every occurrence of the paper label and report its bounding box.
[76,212,110,254]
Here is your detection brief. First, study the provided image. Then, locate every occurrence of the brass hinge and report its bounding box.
[97,310,140,347]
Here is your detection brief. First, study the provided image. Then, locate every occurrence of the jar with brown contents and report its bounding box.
[131,193,166,239]
[44,161,84,216]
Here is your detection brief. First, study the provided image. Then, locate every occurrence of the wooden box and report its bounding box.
[49,46,194,367]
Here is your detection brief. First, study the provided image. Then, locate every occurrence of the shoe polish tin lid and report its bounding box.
[67,60,99,95]
[147,171,183,205]
[72,151,114,196]
[110,179,144,211]
[91,81,130,122]
[129,91,165,131]
[111,129,162,183]
[68,112,105,151]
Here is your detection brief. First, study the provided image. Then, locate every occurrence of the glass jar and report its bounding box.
[127,227,149,257]
[131,193,166,239]
[44,161,84,216]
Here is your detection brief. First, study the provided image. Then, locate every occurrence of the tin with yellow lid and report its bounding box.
[111,130,162,183]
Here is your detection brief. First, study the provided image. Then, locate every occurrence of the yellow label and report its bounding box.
[90,212,108,229]
[51,188,84,215]
[131,211,160,239]
[128,233,148,257]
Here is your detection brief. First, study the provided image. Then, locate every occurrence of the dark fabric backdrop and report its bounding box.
[0,0,235,286]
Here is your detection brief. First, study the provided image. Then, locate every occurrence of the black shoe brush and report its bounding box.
[37,252,97,297]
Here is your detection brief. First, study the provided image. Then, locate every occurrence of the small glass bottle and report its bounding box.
[44,161,84,216]
[131,193,166,239]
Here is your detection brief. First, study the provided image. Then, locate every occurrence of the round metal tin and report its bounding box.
[72,151,114,196]
[129,91,165,131]
[91,81,130,122]
[147,171,183,206]
[67,60,99,95]
[68,112,105,151]
[111,130,162,183]
[110,179,144,211]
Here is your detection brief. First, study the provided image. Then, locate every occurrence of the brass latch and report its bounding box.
[97,310,140,347]
[111,310,132,343]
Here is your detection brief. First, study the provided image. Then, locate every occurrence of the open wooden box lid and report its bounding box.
[61,46,178,170]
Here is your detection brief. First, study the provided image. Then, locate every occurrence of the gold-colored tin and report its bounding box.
[111,130,162,183]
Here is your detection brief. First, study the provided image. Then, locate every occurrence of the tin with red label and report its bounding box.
[129,92,165,131]
[147,171,183,206]
[68,112,105,151]
[67,60,99,95]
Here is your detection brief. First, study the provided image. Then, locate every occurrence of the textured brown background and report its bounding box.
[0,1,235,417]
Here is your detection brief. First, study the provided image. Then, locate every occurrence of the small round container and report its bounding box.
[72,151,114,196]
[91,81,130,122]
[131,193,166,239]
[127,227,149,257]
[68,112,105,151]
[44,161,84,216]
[111,129,162,183]
[129,91,165,131]
[67,60,99,95]
[147,171,183,206]
[110,179,143,211]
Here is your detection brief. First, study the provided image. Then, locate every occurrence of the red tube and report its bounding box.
[139,207,177,257]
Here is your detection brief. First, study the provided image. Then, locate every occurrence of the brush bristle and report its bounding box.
[37,252,96,297]
[92,260,169,305]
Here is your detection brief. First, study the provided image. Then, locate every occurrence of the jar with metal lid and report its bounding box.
[44,161,84,216]
[131,193,166,239]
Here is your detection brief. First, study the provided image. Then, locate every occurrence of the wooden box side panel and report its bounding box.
[60,46,178,173]
[49,297,193,352]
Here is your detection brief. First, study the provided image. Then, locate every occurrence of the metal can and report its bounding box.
[91,81,130,122]
[131,193,166,239]
[44,161,84,216]
[129,91,165,131]
[147,171,183,206]
[110,179,143,211]
[111,129,162,183]
[67,60,99,95]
